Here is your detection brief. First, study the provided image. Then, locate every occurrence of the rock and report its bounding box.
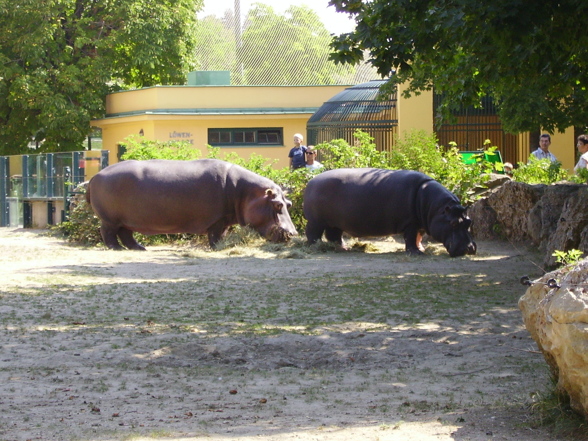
[519,262,588,418]
[468,197,499,240]
[469,181,588,268]
[471,180,543,242]
[527,184,581,249]
[543,186,588,268]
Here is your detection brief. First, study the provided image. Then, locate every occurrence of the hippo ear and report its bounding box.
[265,188,276,198]
[445,205,466,217]
[450,214,472,229]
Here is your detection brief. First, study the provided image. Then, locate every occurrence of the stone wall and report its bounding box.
[469,180,588,268]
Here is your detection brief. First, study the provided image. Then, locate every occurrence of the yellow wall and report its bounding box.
[544,128,575,172]
[105,85,344,113]
[397,85,433,136]
[93,85,349,169]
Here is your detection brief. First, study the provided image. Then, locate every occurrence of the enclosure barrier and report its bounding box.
[0,150,108,228]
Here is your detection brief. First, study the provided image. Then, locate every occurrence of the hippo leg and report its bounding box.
[403,227,424,255]
[100,225,123,250]
[324,227,344,246]
[207,220,229,248]
[416,230,426,253]
[117,227,146,251]
[305,221,325,244]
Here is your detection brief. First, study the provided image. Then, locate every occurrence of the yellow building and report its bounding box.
[91,77,576,171]
[91,83,351,169]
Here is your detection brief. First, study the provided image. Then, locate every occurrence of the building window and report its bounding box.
[208,128,283,147]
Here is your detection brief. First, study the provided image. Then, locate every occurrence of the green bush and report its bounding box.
[512,156,569,184]
[317,130,390,169]
[388,133,497,204]
[120,136,203,161]
[56,190,102,246]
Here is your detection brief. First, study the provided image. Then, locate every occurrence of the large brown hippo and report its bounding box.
[303,168,476,257]
[86,159,297,250]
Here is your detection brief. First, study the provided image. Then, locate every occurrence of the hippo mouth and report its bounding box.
[446,239,477,257]
[265,224,297,243]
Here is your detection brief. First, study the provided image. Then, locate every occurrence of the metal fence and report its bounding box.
[433,94,527,165]
[0,150,108,227]
[307,80,398,152]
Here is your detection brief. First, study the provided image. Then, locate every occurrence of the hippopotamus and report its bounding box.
[86,158,297,250]
[303,168,476,257]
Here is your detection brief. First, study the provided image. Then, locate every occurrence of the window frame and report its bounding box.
[208,128,283,147]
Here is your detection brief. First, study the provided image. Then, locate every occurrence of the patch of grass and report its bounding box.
[530,380,588,439]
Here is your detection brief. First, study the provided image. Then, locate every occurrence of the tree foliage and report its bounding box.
[0,0,201,155]
[329,0,588,133]
[239,4,353,85]
[193,15,238,73]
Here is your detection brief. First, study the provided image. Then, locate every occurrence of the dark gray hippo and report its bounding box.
[86,159,297,250]
[303,168,476,257]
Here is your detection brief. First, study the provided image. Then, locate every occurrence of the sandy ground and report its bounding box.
[0,228,566,441]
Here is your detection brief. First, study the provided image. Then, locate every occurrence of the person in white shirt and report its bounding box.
[530,134,557,162]
[305,146,323,171]
[574,134,588,174]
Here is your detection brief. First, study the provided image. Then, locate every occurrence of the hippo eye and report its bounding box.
[273,202,284,212]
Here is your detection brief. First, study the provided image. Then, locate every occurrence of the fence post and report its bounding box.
[47,153,54,198]
[22,155,29,198]
[0,157,7,227]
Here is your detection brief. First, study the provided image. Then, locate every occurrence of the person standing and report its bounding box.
[305,146,323,171]
[574,134,588,174]
[288,133,307,170]
[530,134,558,162]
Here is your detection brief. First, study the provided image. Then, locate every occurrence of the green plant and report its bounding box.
[512,156,569,184]
[316,130,390,170]
[389,130,447,176]
[120,136,203,161]
[54,190,102,246]
[572,167,588,184]
[552,249,584,267]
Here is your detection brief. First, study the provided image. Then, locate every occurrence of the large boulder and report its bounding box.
[519,263,588,418]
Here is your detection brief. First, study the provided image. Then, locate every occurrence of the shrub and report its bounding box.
[389,130,446,175]
[388,133,497,204]
[56,190,102,246]
[120,136,202,161]
[511,156,569,184]
[317,130,390,169]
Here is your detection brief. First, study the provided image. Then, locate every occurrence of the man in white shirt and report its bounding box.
[305,147,323,171]
[530,134,557,162]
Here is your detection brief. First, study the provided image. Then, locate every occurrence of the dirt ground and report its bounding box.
[0,228,567,441]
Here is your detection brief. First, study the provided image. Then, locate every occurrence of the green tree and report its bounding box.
[329,0,588,133]
[0,0,201,155]
[194,15,238,75]
[240,4,353,85]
